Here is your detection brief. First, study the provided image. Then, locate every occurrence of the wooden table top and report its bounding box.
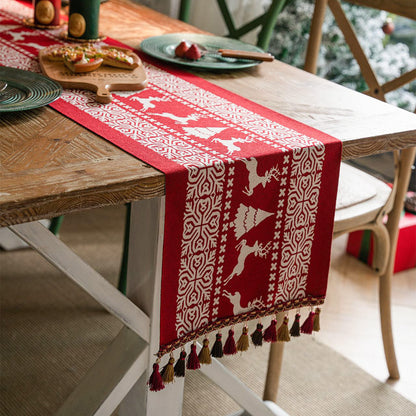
[1,0,415,226]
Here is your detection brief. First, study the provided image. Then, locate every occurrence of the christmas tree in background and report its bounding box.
[268,0,416,111]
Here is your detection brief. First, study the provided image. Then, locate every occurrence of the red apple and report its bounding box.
[175,41,190,58]
[185,44,202,60]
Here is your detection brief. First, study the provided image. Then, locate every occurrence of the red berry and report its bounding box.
[184,44,202,60]
[175,41,190,58]
[382,19,394,35]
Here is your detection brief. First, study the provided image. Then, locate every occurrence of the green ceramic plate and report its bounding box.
[140,33,265,70]
[0,67,62,112]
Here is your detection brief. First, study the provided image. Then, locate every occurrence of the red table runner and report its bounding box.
[2,0,341,371]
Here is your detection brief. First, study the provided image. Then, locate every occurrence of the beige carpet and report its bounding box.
[1,206,415,416]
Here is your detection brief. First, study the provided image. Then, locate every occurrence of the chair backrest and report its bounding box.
[304,0,416,219]
[304,0,416,101]
[179,0,288,50]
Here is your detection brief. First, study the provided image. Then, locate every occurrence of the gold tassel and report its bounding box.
[198,337,212,364]
[313,307,321,332]
[277,316,290,342]
[161,354,175,384]
[236,326,250,352]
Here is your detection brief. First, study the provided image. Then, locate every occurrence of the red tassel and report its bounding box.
[263,318,277,342]
[301,310,315,334]
[223,328,237,355]
[290,312,301,337]
[211,332,224,358]
[187,342,201,370]
[251,322,263,346]
[148,360,165,391]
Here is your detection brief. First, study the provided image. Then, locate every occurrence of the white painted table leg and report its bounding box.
[200,352,285,416]
[232,401,290,416]
[9,221,150,342]
[118,198,187,416]
[119,198,292,416]
[55,327,148,416]
[0,219,50,250]
[8,218,154,415]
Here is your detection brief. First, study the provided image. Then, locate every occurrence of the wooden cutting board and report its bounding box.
[39,46,147,103]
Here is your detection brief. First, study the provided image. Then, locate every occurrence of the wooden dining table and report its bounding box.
[1,1,415,415]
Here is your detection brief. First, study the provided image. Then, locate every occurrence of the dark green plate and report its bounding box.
[0,67,62,112]
[140,33,264,70]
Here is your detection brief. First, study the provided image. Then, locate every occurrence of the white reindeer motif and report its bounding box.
[224,239,271,285]
[212,137,253,155]
[7,31,32,42]
[223,291,264,315]
[150,112,201,124]
[242,157,279,196]
[130,96,169,111]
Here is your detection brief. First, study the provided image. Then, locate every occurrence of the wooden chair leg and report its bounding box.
[370,222,390,275]
[379,146,416,380]
[304,0,328,74]
[263,312,285,403]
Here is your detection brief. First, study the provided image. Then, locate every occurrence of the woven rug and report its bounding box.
[1,207,415,416]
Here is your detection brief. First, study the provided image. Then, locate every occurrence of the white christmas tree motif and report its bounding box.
[212,136,254,155]
[223,291,264,314]
[183,127,226,139]
[150,112,201,124]
[224,239,271,285]
[233,203,273,240]
[242,157,280,196]
[130,95,170,110]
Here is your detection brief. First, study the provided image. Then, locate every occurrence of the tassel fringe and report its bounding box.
[264,318,277,342]
[211,332,224,358]
[148,360,165,392]
[223,328,237,355]
[290,312,301,337]
[251,322,263,346]
[301,310,315,334]
[161,355,175,383]
[313,308,321,332]
[150,307,324,391]
[277,316,290,342]
[236,326,250,352]
[198,338,212,364]
[187,342,201,369]
[174,349,186,377]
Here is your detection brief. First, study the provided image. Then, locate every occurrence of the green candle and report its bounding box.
[68,0,100,40]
